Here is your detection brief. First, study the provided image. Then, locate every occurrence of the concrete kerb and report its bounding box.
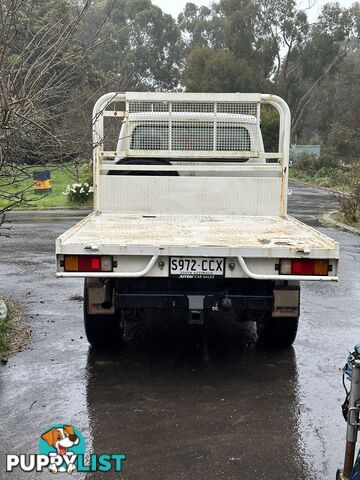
[289,178,359,235]
[322,210,360,235]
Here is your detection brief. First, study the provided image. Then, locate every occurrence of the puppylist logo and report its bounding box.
[6,424,126,474]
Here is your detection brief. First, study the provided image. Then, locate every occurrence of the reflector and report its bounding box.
[101,256,113,272]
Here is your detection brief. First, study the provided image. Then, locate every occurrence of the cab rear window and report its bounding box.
[130,124,251,152]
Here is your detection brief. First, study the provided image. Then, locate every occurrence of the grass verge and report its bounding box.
[0,296,32,362]
[0,163,92,210]
[289,169,351,193]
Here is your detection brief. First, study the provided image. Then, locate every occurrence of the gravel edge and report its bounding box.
[321,210,360,235]
[0,296,32,362]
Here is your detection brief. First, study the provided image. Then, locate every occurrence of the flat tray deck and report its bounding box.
[56,213,338,258]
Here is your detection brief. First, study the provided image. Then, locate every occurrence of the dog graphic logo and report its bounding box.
[39,425,84,474]
[6,424,125,474]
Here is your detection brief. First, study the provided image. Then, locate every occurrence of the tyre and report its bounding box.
[83,281,123,349]
[256,314,299,348]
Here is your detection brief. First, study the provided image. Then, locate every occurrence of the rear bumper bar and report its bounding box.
[116,293,273,312]
[57,255,338,281]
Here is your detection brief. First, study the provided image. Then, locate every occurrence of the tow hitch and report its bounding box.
[188,296,204,325]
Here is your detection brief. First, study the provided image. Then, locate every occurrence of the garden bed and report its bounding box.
[0,163,93,210]
[0,296,32,362]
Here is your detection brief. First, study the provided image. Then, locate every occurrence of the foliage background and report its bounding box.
[0,0,359,214]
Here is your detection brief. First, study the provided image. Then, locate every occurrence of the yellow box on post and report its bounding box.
[33,171,52,194]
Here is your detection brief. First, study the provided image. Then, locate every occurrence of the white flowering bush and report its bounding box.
[63,183,93,204]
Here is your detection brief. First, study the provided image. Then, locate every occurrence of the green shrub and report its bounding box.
[261,106,279,153]
[79,162,93,185]
[295,147,342,177]
[316,145,340,170]
[295,153,318,175]
[333,182,360,223]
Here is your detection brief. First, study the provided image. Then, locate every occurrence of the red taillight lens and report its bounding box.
[78,256,101,272]
[64,255,113,272]
[280,259,329,276]
[291,259,315,275]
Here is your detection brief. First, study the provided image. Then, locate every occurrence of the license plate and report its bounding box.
[169,257,225,278]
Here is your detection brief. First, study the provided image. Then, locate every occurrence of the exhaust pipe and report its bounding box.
[102,280,113,309]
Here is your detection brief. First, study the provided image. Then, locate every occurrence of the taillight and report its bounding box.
[64,255,113,272]
[279,259,329,276]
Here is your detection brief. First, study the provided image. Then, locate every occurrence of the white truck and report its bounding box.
[56,92,339,348]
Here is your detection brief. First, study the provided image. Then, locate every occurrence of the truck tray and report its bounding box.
[56,212,338,258]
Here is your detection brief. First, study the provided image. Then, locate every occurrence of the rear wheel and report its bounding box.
[83,281,123,349]
[256,314,299,348]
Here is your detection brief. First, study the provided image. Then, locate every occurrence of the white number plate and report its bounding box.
[170,257,225,278]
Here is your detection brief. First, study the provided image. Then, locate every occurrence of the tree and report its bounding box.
[296,47,360,143]
[88,0,183,90]
[0,0,185,225]
[177,2,223,50]
[179,0,359,142]
[286,3,356,135]
[183,47,262,92]
[179,0,306,93]
[179,0,275,92]
[0,0,115,220]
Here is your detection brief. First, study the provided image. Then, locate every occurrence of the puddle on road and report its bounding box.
[0,181,359,480]
[84,318,311,480]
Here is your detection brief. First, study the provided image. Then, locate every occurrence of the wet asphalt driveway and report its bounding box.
[0,181,359,480]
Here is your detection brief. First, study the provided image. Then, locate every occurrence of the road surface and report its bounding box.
[0,182,358,479]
